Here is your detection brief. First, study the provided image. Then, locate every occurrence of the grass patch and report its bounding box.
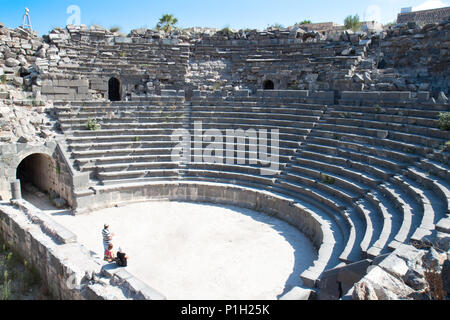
[320,173,336,185]
[86,118,101,131]
[438,112,450,131]
[0,242,49,300]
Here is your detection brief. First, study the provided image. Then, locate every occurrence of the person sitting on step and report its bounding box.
[116,247,129,267]
[104,243,115,262]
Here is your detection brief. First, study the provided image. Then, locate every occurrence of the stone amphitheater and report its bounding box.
[0,16,449,300]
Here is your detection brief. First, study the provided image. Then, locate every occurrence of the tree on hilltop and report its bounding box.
[344,14,362,32]
[156,14,178,33]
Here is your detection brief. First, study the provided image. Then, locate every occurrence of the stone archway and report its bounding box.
[108,77,122,101]
[16,153,56,196]
[263,79,275,90]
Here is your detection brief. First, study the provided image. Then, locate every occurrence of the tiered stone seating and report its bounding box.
[288,102,450,260]
[57,96,449,287]
[55,101,186,186]
[184,101,325,187]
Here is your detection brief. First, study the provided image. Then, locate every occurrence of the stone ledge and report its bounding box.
[11,199,77,244]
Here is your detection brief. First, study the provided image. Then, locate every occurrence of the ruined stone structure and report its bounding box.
[397,6,450,25]
[0,17,449,300]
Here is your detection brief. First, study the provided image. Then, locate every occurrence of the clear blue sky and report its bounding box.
[0,0,449,36]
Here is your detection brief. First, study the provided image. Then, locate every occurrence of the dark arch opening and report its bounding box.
[263,80,275,90]
[108,77,122,101]
[16,153,55,196]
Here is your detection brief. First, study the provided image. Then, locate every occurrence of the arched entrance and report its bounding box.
[108,77,122,101]
[263,79,275,90]
[16,153,56,196]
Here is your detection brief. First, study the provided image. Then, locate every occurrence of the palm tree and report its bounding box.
[156,14,178,33]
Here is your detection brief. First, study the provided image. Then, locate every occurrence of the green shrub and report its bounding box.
[109,26,121,33]
[1,271,12,300]
[438,112,450,131]
[321,173,336,185]
[269,23,284,29]
[221,26,233,36]
[86,118,100,131]
[298,20,312,25]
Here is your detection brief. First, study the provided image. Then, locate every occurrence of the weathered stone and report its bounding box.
[437,91,448,104]
[376,254,409,278]
[423,248,445,272]
[5,57,20,67]
[352,281,378,300]
[352,266,415,300]
[403,268,426,291]
[280,287,312,300]
[442,259,450,298]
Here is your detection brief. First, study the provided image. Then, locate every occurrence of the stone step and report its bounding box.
[377,184,414,249]
[188,123,311,138]
[191,111,320,122]
[313,128,434,157]
[404,167,450,215]
[190,105,325,116]
[68,133,178,143]
[183,169,277,187]
[101,176,181,186]
[289,161,369,197]
[327,113,443,133]
[188,162,281,177]
[72,147,178,159]
[390,175,436,243]
[58,110,185,119]
[190,116,317,129]
[307,135,419,167]
[276,179,355,261]
[419,158,450,182]
[303,143,398,180]
[282,171,356,207]
[321,122,446,149]
[85,161,179,173]
[332,103,449,114]
[76,154,175,167]
[99,169,180,182]
[365,192,393,258]
[62,122,184,131]
[296,152,382,188]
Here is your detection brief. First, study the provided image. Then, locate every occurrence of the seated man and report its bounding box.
[116,247,129,267]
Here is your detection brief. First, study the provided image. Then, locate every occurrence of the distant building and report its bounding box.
[397,6,450,25]
[401,7,412,14]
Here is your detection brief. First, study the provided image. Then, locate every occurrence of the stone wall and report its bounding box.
[40,78,90,101]
[0,26,43,91]
[377,20,450,95]
[397,7,450,25]
[0,200,166,300]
